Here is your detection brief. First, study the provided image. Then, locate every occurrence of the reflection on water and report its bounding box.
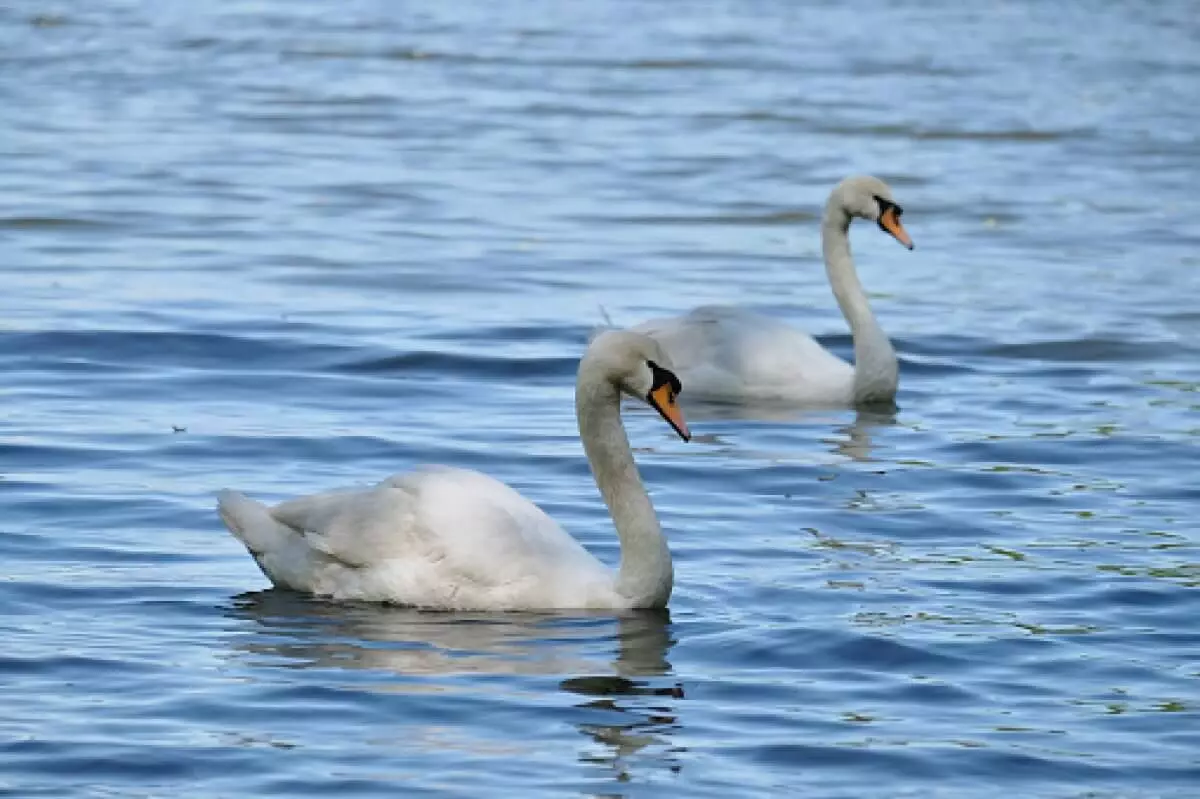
[828,409,898,462]
[227,592,676,680]
[680,396,859,424]
[685,404,898,465]
[226,592,684,779]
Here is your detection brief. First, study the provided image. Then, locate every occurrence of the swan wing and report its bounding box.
[268,482,418,568]
[253,466,610,606]
[381,466,603,578]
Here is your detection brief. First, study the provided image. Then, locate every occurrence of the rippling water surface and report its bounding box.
[3,2,1199,796]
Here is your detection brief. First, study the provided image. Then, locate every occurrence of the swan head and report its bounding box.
[832,175,914,250]
[584,330,690,442]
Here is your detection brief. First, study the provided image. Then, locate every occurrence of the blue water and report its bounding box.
[2,1,1199,796]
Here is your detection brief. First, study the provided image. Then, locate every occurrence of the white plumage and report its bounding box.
[217,330,690,611]
[634,306,855,405]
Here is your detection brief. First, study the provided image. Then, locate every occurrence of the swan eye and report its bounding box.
[647,360,681,400]
[874,195,903,218]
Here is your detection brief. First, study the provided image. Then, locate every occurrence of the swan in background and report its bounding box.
[217,330,691,611]
[634,175,914,407]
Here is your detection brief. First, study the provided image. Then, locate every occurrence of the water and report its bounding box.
[2,1,1198,796]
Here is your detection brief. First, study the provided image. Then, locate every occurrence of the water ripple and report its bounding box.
[3,0,1200,797]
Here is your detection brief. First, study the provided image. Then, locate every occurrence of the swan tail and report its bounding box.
[217,489,293,556]
[588,305,619,343]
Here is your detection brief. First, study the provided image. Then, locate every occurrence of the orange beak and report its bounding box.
[648,383,690,442]
[878,205,914,250]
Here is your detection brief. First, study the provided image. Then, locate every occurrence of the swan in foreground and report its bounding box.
[217,330,691,611]
[633,175,914,407]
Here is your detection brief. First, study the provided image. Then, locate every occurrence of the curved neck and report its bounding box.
[821,203,898,403]
[575,374,672,608]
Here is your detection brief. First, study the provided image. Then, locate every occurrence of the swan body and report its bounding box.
[635,176,914,407]
[217,330,690,611]
[634,306,856,405]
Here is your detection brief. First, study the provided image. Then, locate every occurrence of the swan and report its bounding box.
[216,330,691,611]
[633,175,914,407]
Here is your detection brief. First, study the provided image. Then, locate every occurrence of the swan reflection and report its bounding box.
[679,401,898,463]
[826,407,898,462]
[225,593,684,776]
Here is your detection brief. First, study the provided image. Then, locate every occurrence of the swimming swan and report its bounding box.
[633,175,914,406]
[217,330,691,611]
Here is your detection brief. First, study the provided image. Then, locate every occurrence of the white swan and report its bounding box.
[216,330,690,611]
[633,175,914,406]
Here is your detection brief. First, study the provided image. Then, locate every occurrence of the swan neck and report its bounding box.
[575,372,672,608]
[821,205,898,403]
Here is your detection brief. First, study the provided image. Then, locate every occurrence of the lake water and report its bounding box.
[2,1,1198,796]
